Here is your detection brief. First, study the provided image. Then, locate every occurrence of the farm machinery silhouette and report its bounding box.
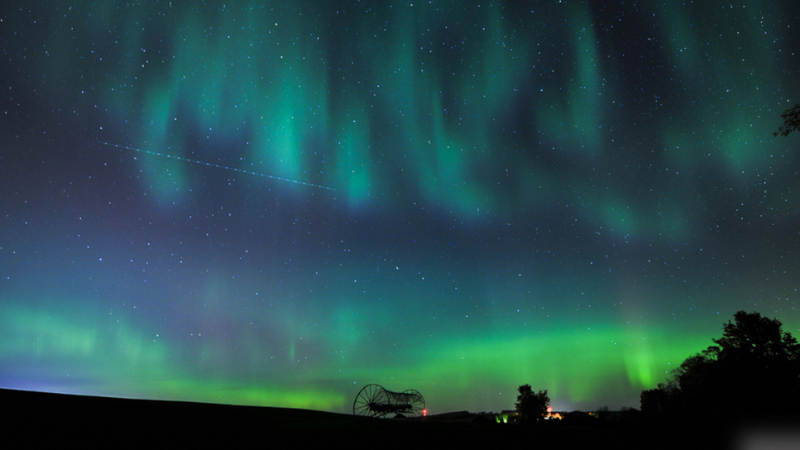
[352,384,426,419]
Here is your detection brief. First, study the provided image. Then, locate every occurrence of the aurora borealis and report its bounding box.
[1,0,799,414]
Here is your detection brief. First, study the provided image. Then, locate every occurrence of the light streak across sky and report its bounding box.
[1,1,799,414]
[98,141,336,191]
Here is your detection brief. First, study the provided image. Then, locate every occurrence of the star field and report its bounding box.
[1,1,799,413]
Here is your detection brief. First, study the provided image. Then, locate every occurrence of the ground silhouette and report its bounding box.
[3,388,723,449]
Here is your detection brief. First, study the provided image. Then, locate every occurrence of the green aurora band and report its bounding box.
[1,0,799,413]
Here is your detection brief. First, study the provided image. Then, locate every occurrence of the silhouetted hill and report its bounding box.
[1,388,727,448]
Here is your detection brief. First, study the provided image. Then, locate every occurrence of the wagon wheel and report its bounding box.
[353,384,388,417]
[401,389,426,418]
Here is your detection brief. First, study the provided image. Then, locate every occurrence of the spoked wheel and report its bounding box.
[353,384,388,417]
[401,389,426,418]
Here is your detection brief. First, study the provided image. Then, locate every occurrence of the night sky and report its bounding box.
[2,1,799,414]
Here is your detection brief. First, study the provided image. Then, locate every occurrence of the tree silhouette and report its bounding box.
[643,311,800,421]
[711,310,800,361]
[774,104,800,137]
[515,385,549,423]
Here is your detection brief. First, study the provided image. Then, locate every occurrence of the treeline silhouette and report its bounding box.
[511,311,799,448]
[641,311,800,424]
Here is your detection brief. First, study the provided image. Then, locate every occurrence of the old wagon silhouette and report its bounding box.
[352,384,426,418]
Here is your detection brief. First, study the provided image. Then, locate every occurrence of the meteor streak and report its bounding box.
[98,141,336,191]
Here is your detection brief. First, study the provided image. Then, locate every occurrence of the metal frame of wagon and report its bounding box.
[352,384,426,418]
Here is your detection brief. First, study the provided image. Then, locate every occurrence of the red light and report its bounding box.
[423,409,427,416]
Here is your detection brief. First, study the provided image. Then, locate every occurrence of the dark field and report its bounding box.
[2,388,743,449]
